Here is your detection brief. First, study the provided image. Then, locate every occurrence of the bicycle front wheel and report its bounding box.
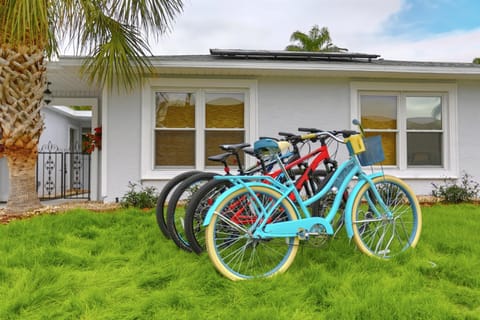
[205,185,299,280]
[351,175,422,258]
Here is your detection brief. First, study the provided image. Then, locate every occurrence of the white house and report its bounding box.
[2,49,480,203]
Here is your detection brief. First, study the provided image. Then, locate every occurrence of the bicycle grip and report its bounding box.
[300,133,318,140]
[298,127,322,133]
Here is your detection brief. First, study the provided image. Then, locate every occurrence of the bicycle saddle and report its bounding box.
[254,138,291,157]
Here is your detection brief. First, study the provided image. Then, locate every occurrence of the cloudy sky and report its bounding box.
[152,0,480,62]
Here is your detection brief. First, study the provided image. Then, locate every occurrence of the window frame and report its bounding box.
[141,78,258,180]
[350,81,458,179]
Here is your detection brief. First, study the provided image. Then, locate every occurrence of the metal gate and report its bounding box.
[36,142,91,200]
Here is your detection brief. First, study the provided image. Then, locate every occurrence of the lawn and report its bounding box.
[0,204,479,319]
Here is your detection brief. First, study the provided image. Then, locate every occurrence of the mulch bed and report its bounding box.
[0,201,121,225]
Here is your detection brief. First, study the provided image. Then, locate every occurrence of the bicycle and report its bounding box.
[184,131,346,254]
[202,120,422,280]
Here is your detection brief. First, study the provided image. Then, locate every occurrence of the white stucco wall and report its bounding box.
[456,80,480,181]
[104,88,142,202]
[102,76,480,202]
[40,107,90,151]
[257,77,351,136]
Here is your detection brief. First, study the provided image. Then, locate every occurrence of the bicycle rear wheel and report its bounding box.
[350,175,422,258]
[184,179,233,254]
[166,172,218,251]
[205,185,299,280]
[155,171,201,238]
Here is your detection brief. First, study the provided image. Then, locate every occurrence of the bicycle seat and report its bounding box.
[208,152,232,162]
[219,143,251,152]
[254,139,291,157]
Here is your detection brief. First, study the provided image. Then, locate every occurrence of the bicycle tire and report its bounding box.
[166,172,218,251]
[205,185,299,280]
[350,175,422,258]
[184,179,233,254]
[185,169,327,255]
[155,170,201,239]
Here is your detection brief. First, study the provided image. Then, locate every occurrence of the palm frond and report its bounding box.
[80,19,153,91]
[0,0,49,48]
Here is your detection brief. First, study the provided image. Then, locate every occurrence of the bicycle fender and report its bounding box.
[344,172,384,239]
[202,182,299,227]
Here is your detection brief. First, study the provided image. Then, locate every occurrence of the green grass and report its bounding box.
[0,205,479,319]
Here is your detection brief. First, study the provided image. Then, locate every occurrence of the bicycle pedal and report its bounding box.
[297,228,308,240]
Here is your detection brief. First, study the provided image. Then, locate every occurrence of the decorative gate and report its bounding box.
[36,142,91,200]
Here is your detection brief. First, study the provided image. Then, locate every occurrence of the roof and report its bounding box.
[47,49,480,97]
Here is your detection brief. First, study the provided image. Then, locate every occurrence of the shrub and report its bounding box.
[431,172,480,203]
[121,181,159,209]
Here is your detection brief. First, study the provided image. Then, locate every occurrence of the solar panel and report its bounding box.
[209,49,380,62]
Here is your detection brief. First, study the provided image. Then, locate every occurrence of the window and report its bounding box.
[204,92,245,166]
[155,92,196,166]
[142,79,257,179]
[351,82,458,178]
[360,95,397,165]
[405,96,443,166]
[154,91,245,168]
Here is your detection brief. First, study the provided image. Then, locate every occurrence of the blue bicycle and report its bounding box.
[202,121,422,280]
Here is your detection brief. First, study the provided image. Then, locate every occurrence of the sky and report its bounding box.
[152,0,480,62]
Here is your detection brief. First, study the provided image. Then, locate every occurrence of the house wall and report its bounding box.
[40,108,90,151]
[456,80,480,180]
[257,77,351,136]
[104,89,142,202]
[103,75,480,202]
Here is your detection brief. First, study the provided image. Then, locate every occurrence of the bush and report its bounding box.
[121,182,159,209]
[432,172,480,203]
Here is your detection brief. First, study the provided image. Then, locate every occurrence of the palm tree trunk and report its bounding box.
[0,46,45,214]
[5,148,41,213]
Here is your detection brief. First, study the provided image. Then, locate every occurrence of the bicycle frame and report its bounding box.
[203,147,391,240]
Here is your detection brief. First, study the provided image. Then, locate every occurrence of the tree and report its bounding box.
[286,25,347,52]
[0,0,183,214]
[473,57,480,64]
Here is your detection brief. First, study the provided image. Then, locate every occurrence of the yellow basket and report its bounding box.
[345,134,366,155]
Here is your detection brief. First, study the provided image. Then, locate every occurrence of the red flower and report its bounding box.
[82,127,102,154]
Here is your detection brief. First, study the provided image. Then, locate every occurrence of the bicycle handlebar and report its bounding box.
[297,129,360,143]
[276,128,360,147]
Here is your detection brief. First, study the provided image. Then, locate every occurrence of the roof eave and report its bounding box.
[149,59,480,80]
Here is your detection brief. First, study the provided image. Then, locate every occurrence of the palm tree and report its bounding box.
[286,25,347,52]
[0,0,183,214]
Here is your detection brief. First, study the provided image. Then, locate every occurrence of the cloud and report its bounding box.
[154,0,403,53]
[357,28,480,62]
[152,0,479,62]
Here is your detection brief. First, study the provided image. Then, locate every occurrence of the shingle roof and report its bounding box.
[148,49,480,70]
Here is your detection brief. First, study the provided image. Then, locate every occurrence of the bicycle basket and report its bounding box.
[357,135,385,166]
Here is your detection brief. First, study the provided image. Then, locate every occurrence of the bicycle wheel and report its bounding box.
[166,172,218,251]
[184,179,233,254]
[350,175,422,258]
[205,185,299,280]
[155,170,201,239]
